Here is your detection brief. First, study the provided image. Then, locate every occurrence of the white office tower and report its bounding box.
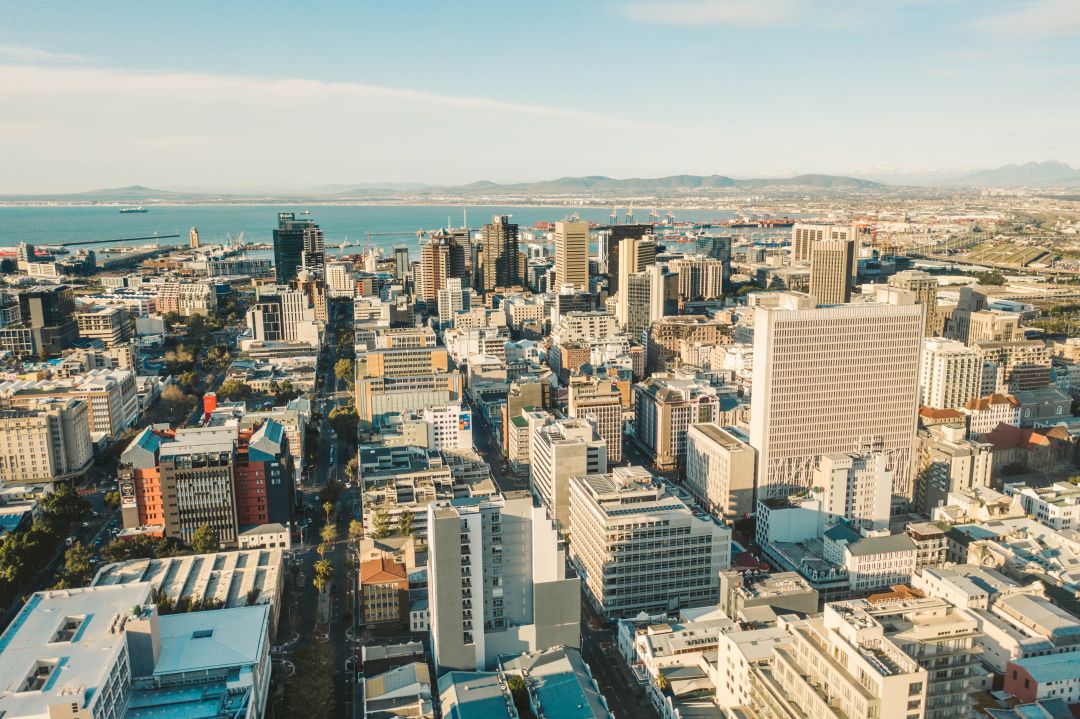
[812,452,893,531]
[750,291,924,500]
[684,423,757,520]
[420,403,473,451]
[920,338,982,409]
[569,466,731,618]
[529,417,608,530]
[791,222,859,263]
[437,277,471,327]
[427,492,580,674]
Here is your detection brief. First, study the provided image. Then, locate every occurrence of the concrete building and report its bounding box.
[809,236,857,304]
[155,281,218,317]
[889,270,940,336]
[974,340,1052,392]
[1011,482,1080,532]
[419,403,473,451]
[968,309,1021,345]
[645,314,729,373]
[718,569,819,621]
[615,235,658,327]
[811,452,893,531]
[791,222,858,263]
[0,398,93,484]
[76,306,134,347]
[555,220,589,292]
[567,373,625,464]
[634,370,726,471]
[921,338,984,410]
[245,287,320,347]
[964,393,1022,438]
[360,556,409,627]
[437,277,472,327]
[529,417,607,530]
[325,261,356,297]
[478,215,519,292]
[2,368,140,440]
[669,256,725,301]
[750,291,924,499]
[569,466,731,617]
[1005,654,1080,705]
[426,492,580,673]
[684,422,756,519]
[418,233,451,313]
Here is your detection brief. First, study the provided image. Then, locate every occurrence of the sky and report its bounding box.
[1,0,1078,193]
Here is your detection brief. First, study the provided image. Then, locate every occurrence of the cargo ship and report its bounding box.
[119,207,148,214]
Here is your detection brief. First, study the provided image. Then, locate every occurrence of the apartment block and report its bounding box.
[76,305,134,347]
[812,452,893,531]
[634,370,726,471]
[427,492,580,673]
[569,466,731,617]
[0,398,93,484]
[921,338,983,409]
[529,417,607,530]
[567,373,625,464]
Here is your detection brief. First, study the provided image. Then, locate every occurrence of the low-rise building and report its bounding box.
[360,557,409,628]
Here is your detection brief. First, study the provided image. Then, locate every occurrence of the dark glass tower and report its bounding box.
[273,212,320,284]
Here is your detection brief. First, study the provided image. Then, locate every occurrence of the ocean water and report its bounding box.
[0,205,741,259]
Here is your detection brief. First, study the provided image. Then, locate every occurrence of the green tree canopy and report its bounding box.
[190,524,220,554]
[215,380,253,402]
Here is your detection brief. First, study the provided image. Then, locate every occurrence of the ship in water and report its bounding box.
[119,207,148,214]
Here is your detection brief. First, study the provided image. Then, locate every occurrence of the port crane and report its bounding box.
[625,206,634,224]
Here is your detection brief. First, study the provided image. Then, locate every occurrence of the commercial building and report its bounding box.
[791,222,858,263]
[273,211,322,283]
[921,338,983,409]
[118,422,295,547]
[437,277,472,327]
[76,306,134,347]
[634,370,726,471]
[245,287,321,347]
[605,224,652,295]
[554,220,590,292]
[2,368,140,440]
[0,398,93,484]
[568,466,731,617]
[684,422,756,519]
[418,232,452,312]
[0,285,79,356]
[426,492,580,673]
[718,569,819,621]
[478,215,519,292]
[645,314,729,372]
[749,291,923,499]
[567,373,625,464]
[1005,654,1080,705]
[360,556,410,627]
[809,236,857,304]
[615,234,658,327]
[889,270,940,336]
[669,255,726,301]
[529,417,607,530]
[974,340,1052,392]
[1011,482,1080,532]
[811,452,893,531]
[155,281,218,317]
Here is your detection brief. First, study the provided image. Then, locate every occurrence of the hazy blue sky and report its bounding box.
[1,0,1078,192]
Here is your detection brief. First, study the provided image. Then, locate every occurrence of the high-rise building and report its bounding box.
[634,370,726,471]
[569,466,731,618]
[567,373,624,463]
[437,277,472,327]
[418,234,451,313]
[272,212,321,284]
[188,226,200,249]
[624,264,678,342]
[920,338,983,409]
[685,423,756,519]
[811,452,892,530]
[615,235,657,327]
[301,223,325,275]
[889,270,939,336]
[393,244,411,282]
[0,398,93,484]
[478,215,520,292]
[791,222,858,264]
[427,492,580,673]
[529,417,607,530]
[750,291,924,499]
[669,256,726,301]
[245,288,320,347]
[16,284,79,356]
[808,237,856,304]
[554,220,589,292]
[605,224,651,294]
[325,261,356,298]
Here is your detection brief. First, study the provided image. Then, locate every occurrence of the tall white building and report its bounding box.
[427,492,580,673]
[420,403,473,451]
[437,277,472,327]
[529,417,607,530]
[615,235,657,327]
[921,338,983,409]
[750,291,924,499]
[325,261,356,297]
[569,466,731,617]
[811,452,893,531]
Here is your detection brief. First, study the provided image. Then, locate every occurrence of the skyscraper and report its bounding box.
[301,224,325,275]
[808,237,856,304]
[272,212,321,284]
[889,270,939,336]
[791,222,858,263]
[479,215,520,292]
[418,234,451,312]
[188,226,200,249]
[749,291,924,499]
[393,244,410,282]
[605,224,651,294]
[920,338,983,409]
[554,220,590,292]
[615,234,657,327]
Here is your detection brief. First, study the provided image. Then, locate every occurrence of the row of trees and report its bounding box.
[367,510,415,540]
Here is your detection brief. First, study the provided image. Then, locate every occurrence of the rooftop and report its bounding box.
[1011,652,1080,683]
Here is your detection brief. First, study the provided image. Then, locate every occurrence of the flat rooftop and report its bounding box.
[153,604,269,676]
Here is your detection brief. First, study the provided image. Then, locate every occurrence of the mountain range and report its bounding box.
[4,162,1079,201]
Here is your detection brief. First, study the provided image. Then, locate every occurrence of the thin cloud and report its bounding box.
[621,0,803,27]
[974,0,1080,37]
[0,43,86,64]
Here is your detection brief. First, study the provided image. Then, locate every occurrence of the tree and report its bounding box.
[320,480,344,507]
[506,675,535,719]
[320,523,338,546]
[159,384,194,420]
[313,559,334,592]
[328,405,358,441]
[190,523,219,554]
[345,456,359,485]
[102,491,121,509]
[371,511,391,540]
[348,519,364,543]
[246,588,262,606]
[655,672,670,692]
[334,358,355,383]
[61,541,95,587]
[973,271,1006,286]
[40,483,91,527]
[397,511,414,538]
[177,371,199,391]
[216,380,253,402]
[323,501,334,521]
[287,642,336,718]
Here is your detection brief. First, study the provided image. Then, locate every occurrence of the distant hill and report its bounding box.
[948,161,1080,187]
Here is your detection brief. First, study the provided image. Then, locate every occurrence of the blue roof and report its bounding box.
[1013,653,1080,683]
[437,672,512,719]
[824,522,860,543]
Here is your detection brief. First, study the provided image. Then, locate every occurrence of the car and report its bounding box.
[81,521,90,528]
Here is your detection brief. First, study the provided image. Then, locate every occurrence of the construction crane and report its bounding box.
[649,208,661,222]
[625,206,634,224]
[610,207,618,223]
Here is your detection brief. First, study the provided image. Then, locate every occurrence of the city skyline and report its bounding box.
[2,0,1078,193]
